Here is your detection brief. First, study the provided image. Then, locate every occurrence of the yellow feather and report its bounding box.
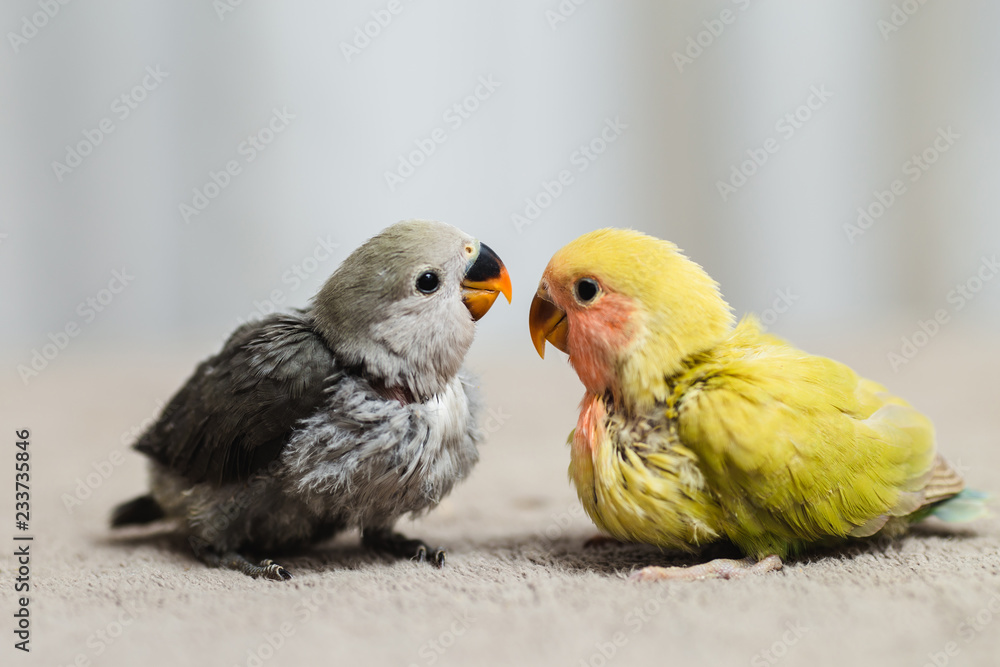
[541,228,967,559]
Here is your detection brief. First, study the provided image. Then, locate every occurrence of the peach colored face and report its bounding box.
[529,268,637,395]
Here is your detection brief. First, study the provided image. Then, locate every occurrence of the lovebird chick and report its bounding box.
[529,228,986,581]
[112,220,511,580]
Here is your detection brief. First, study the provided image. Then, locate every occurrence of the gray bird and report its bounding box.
[111,220,512,580]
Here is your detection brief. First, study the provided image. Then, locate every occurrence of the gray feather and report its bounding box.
[134,311,337,484]
[150,370,483,554]
[118,219,491,564]
[312,220,479,401]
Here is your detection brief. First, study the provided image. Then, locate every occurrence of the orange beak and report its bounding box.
[462,242,512,321]
[528,284,569,359]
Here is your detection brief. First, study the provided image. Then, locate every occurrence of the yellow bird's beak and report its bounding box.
[528,285,569,359]
[462,242,512,321]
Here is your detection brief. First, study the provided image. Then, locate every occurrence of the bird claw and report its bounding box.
[259,559,293,581]
[364,529,447,568]
[195,549,294,581]
[410,544,447,568]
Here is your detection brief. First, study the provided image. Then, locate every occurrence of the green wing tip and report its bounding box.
[930,488,991,523]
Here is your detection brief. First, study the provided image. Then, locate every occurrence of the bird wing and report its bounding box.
[676,322,950,555]
[135,312,338,485]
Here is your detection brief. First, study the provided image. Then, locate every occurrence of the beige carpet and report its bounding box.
[4,328,999,667]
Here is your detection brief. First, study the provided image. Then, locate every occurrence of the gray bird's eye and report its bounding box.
[416,271,440,294]
[575,278,599,303]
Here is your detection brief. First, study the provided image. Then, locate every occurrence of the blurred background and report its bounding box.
[2,0,999,382]
[5,7,1000,665]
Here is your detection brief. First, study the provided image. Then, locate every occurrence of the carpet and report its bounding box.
[3,328,999,667]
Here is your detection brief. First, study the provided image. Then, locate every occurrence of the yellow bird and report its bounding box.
[529,228,985,581]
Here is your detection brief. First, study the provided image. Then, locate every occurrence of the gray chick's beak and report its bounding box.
[461,243,512,321]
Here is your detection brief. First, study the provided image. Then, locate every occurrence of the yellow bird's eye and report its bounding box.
[575,278,600,303]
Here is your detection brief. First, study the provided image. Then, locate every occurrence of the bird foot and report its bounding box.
[255,559,294,581]
[413,544,447,567]
[629,555,782,582]
[363,529,446,567]
[199,550,293,581]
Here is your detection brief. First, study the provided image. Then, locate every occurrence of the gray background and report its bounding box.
[2,1,999,365]
[3,3,1000,667]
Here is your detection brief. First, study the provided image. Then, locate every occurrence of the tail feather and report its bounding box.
[922,455,966,505]
[929,489,991,523]
[903,456,988,525]
[111,494,165,527]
